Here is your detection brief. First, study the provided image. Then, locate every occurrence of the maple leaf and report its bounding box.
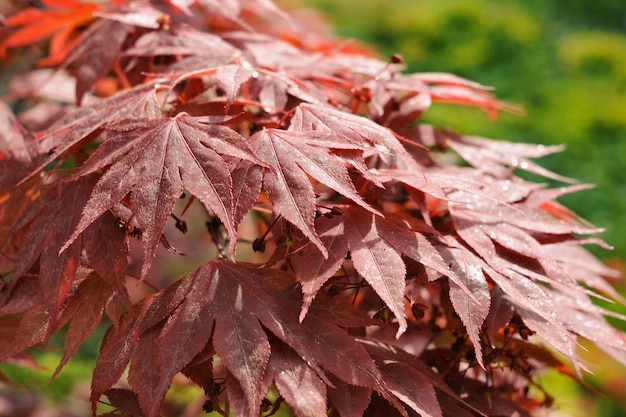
[549,285,626,365]
[123,26,240,62]
[0,103,41,267]
[543,241,622,300]
[27,83,161,177]
[152,56,317,115]
[50,271,116,379]
[291,205,468,332]
[265,336,328,417]
[327,376,372,417]
[437,244,491,369]
[448,181,605,290]
[62,113,261,275]
[362,340,484,417]
[91,259,391,417]
[0,0,103,64]
[445,133,574,182]
[249,128,377,256]
[103,388,144,417]
[0,175,129,366]
[60,17,131,103]
[291,206,408,337]
[0,268,118,375]
[4,176,129,320]
[289,103,423,171]
[440,234,583,369]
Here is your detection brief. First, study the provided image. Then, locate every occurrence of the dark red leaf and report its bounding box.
[362,342,441,417]
[7,177,94,324]
[484,286,514,345]
[104,388,144,417]
[229,158,263,228]
[35,83,161,165]
[290,213,347,321]
[267,339,327,417]
[136,294,215,417]
[543,242,622,300]
[180,341,215,388]
[51,273,115,380]
[212,261,387,391]
[63,114,261,276]
[90,312,136,411]
[128,326,163,417]
[327,376,372,417]
[89,277,192,408]
[90,259,388,416]
[217,64,255,108]
[363,340,484,417]
[82,210,130,306]
[444,246,491,369]
[250,128,378,256]
[0,303,51,362]
[207,273,271,416]
[224,370,251,417]
[122,26,239,61]
[248,128,322,255]
[291,206,408,337]
[61,18,130,103]
[289,103,423,171]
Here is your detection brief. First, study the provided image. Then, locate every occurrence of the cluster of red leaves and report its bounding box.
[0,0,624,416]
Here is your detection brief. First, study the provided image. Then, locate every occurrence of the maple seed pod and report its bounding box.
[252,237,266,252]
[203,377,225,397]
[411,303,428,320]
[260,398,272,413]
[206,217,223,232]
[172,214,187,233]
[175,218,187,233]
[390,53,404,64]
[327,284,341,296]
[202,400,214,413]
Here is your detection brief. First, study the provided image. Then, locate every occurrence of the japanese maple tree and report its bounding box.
[0,0,624,416]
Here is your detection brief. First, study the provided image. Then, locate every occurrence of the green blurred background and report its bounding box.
[1,0,626,416]
[288,0,626,416]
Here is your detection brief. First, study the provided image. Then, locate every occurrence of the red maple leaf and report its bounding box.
[90,260,391,417]
[0,0,104,64]
[62,113,262,276]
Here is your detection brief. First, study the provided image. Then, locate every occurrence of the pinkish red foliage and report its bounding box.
[0,0,623,416]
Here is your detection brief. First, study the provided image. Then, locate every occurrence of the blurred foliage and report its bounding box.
[290,0,626,263]
[288,0,626,416]
[0,327,101,416]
